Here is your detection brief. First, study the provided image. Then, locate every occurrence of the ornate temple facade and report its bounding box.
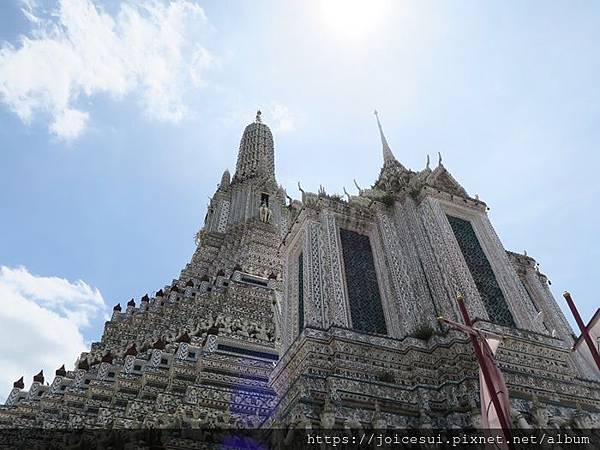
[1,111,599,432]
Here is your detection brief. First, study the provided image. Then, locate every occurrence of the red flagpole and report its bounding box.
[564,291,600,372]
[455,294,513,444]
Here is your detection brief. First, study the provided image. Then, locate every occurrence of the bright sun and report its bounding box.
[318,0,386,40]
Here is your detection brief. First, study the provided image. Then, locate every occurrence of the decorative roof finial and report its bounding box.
[343,187,351,201]
[33,370,44,383]
[78,358,89,371]
[125,343,138,356]
[438,152,443,166]
[55,365,67,376]
[426,154,430,170]
[255,110,262,123]
[374,110,396,163]
[13,376,24,389]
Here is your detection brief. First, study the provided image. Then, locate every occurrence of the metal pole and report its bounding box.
[455,294,513,444]
[564,291,600,373]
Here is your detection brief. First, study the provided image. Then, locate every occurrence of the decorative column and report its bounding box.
[402,198,458,324]
[151,290,164,311]
[28,370,44,399]
[169,285,180,302]
[98,352,113,380]
[534,272,573,340]
[204,334,218,353]
[217,200,231,232]
[475,213,540,330]
[321,213,350,328]
[418,197,488,322]
[111,303,122,320]
[140,294,150,311]
[271,290,283,351]
[50,365,67,393]
[176,332,191,359]
[5,377,24,406]
[151,338,166,366]
[123,344,138,374]
[74,359,89,387]
[300,221,328,329]
[184,280,195,298]
[376,210,424,336]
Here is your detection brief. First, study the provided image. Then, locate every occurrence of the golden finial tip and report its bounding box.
[456,293,465,301]
[436,316,444,321]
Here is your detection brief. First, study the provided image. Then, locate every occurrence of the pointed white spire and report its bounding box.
[219,168,231,189]
[374,110,396,164]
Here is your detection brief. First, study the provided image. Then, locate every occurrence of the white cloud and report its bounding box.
[50,108,89,140]
[0,0,214,140]
[19,0,42,24]
[266,102,295,133]
[0,266,106,401]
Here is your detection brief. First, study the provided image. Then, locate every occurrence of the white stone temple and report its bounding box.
[1,111,599,433]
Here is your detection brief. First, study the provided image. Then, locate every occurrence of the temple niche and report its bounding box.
[1,111,599,441]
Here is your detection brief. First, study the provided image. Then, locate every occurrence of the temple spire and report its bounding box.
[374,110,396,164]
[233,111,275,183]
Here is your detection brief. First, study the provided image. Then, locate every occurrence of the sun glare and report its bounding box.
[318,0,386,40]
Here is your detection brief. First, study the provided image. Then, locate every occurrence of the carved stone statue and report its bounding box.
[320,398,336,429]
[344,412,363,433]
[469,407,483,429]
[371,400,387,429]
[530,396,550,428]
[283,419,297,447]
[254,322,270,341]
[174,405,189,428]
[194,228,209,247]
[359,187,386,204]
[296,411,312,430]
[259,200,272,223]
[571,406,592,429]
[511,407,532,429]
[237,319,250,337]
[217,315,232,334]
[419,408,433,429]
[446,413,463,429]
[548,415,567,429]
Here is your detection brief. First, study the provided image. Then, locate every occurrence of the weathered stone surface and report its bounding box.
[2,113,598,432]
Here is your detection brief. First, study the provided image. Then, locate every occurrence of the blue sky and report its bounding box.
[0,0,599,396]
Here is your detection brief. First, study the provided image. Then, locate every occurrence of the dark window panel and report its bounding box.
[298,252,304,333]
[447,215,515,327]
[339,229,387,335]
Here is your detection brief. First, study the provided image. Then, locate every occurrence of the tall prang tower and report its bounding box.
[1,111,289,429]
[1,111,600,433]
[183,110,289,281]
